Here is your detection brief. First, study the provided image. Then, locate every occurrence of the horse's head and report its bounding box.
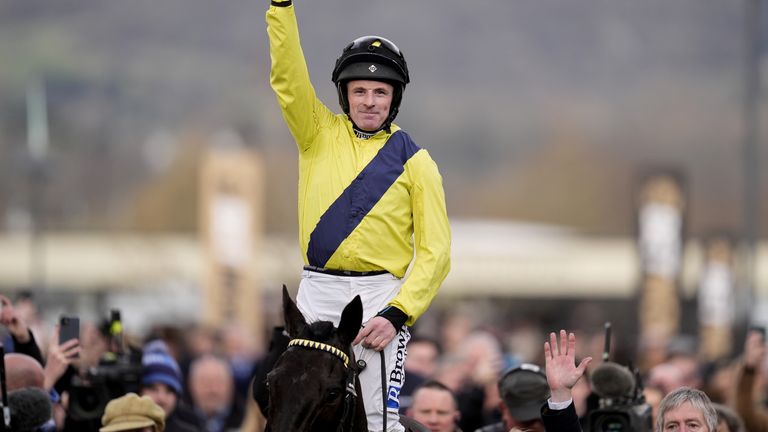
[267,285,366,432]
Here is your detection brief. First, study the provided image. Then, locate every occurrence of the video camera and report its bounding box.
[587,323,652,432]
[67,310,143,421]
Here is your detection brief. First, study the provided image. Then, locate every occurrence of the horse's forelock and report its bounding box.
[304,321,339,343]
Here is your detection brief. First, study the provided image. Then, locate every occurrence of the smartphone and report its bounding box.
[59,315,80,345]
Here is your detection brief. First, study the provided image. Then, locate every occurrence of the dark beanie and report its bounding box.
[141,340,183,395]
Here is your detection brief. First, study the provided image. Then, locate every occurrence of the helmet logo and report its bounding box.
[368,65,377,73]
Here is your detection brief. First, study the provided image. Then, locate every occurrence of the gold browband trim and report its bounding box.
[288,338,350,368]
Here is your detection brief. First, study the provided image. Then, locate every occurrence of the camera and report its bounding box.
[588,403,652,432]
[66,310,143,421]
[587,362,652,432]
[67,352,143,421]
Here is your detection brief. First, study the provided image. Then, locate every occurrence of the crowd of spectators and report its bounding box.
[0,289,767,432]
[398,317,768,432]
[0,293,262,432]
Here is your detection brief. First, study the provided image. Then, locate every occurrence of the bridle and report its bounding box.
[288,339,350,367]
[286,338,366,432]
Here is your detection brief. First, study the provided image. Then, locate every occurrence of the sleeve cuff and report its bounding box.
[547,398,573,411]
[271,0,292,6]
[376,306,408,331]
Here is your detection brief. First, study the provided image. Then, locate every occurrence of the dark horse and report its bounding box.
[265,286,427,432]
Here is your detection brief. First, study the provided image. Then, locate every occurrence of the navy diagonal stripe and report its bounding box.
[307,130,420,268]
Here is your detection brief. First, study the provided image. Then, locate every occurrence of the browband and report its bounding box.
[288,338,349,368]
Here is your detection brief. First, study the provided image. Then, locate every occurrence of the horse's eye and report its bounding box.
[325,389,342,403]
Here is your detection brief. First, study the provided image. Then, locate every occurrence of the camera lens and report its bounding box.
[596,414,629,431]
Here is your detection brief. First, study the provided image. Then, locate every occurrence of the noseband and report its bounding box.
[287,338,365,432]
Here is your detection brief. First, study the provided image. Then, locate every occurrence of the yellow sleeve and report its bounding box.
[388,150,451,326]
[266,1,334,151]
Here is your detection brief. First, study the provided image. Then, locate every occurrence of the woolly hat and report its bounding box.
[141,340,183,395]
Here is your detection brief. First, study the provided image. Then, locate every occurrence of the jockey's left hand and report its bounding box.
[353,316,396,351]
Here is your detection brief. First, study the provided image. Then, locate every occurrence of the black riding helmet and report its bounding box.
[332,35,410,132]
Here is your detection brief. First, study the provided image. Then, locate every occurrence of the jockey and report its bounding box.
[265,1,452,430]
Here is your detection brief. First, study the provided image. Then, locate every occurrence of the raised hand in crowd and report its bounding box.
[539,330,592,432]
[743,328,766,371]
[544,330,592,404]
[734,328,768,432]
[43,326,81,392]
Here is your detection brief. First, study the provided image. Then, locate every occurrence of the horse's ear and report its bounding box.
[338,295,363,346]
[282,284,306,338]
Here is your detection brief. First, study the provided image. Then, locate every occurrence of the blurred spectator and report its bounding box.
[0,294,43,362]
[140,340,204,432]
[668,352,703,391]
[643,385,665,426]
[77,321,110,371]
[100,393,165,432]
[474,363,550,432]
[401,336,442,413]
[5,324,78,431]
[10,292,49,348]
[451,330,504,431]
[4,353,57,431]
[1,293,73,430]
[655,387,717,432]
[179,325,218,386]
[647,362,683,395]
[701,358,736,405]
[143,326,187,363]
[187,354,243,432]
[647,347,703,396]
[3,323,79,431]
[639,329,670,373]
[441,314,474,358]
[712,403,744,432]
[6,352,45,389]
[57,316,142,432]
[43,326,80,394]
[220,323,259,403]
[407,336,442,379]
[734,328,768,432]
[504,322,546,366]
[540,330,592,432]
[407,380,462,432]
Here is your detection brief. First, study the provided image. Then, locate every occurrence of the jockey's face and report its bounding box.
[347,80,394,132]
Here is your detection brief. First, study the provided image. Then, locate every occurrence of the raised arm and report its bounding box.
[265,0,334,150]
[735,329,768,432]
[540,330,591,432]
